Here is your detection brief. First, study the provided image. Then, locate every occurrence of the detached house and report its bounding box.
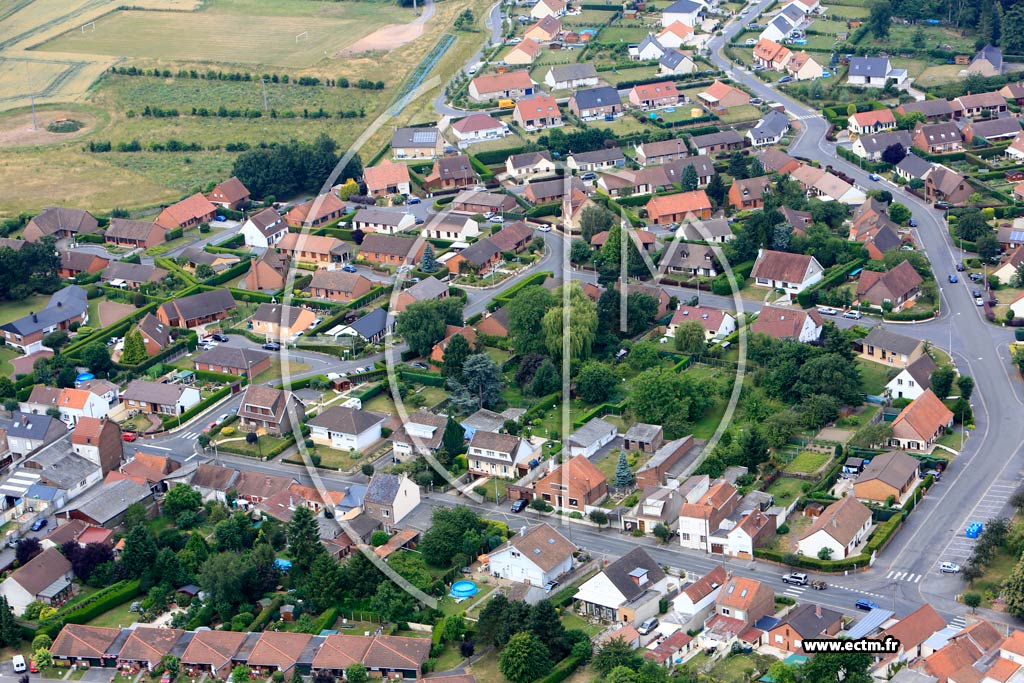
[285,193,346,228]
[533,454,608,512]
[854,451,921,502]
[391,127,444,159]
[858,328,925,368]
[545,64,599,90]
[796,495,873,559]
[847,56,907,87]
[746,111,789,147]
[566,418,618,458]
[308,406,384,452]
[669,305,736,341]
[697,80,750,110]
[856,260,923,311]
[121,380,201,416]
[0,285,89,353]
[351,208,416,235]
[156,288,235,329]
[767,604,844,653]
[629,81,683,110]
[358,234,425,267]
[391,410,448,457]
[663,243,718,277]
[364,161,412,198]
[246,251,290,292]
[208,176,250,210]
[424,155,477,191]
[450,114,510,146]
[662,0,704,27]
[751,305,823,343]
[848,109,897,136]
[912,122,963,154]
[567,147,626,173]
[156,193,217,230]
[728,175,773,210]
[277,233,350,268]
[659,49,697,76]
[308,270,374,303]
[890,390,954,452]
[532,0,566,20]
[59,251,108,279]
[251,303,317,341]
[690,130,745,156]
[238,385,304,436]
[506,151,556,181]
[574,548,671,623]
[468,431,534,478]
[363,472,420,527]
[104,219,164,249]
[897,98,956,122]
[468,71,534,102]
[852,130,911,162]
[750,249,823,294]
[952,91,1008,119]
[924,166,972,207]
[569,86,622,120]
[786,51,824,81]
[711,575,775,627]
[488,523,575,586]
[506,38,543,65]
[23,207,99,243]
[887,354,938,401]
[524,15,562,42]
[0,547,73,614]
[646,190,712,224]
[635,138,689,165]
[752,38,792,71]
[240,208,288,249]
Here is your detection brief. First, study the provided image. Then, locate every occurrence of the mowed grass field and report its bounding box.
[40,0,418,69]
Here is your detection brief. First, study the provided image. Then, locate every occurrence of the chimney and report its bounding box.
[31,312,36,322]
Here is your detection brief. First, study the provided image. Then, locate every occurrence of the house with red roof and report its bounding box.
[848,109,897,136]
[155,193,217,230]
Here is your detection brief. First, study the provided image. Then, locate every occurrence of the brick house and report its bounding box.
[237,385,304,436]
[104,219,165,249]
[207,176,251,210]
[423,155,477,191]
[358,234,425,266]
[155,193,217,230]
[532,454,608,512]
[309,270,374,302]
[285,193,346,228]
[645,190,712,224]
[156,288,236,328]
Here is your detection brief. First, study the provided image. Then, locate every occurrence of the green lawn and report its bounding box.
[85,601,138,629]
[785,450,830,474]
[0,346,19,378]
[560,611,603,637]
[709,654,764,683]
[253,359,311,384]
[767,477,807,508]
[0,294,51,326]
[596,26,651,43]
[217,434,291,457]
[440,584,495,616]
[857,359,897,396]
[362,392,397,415]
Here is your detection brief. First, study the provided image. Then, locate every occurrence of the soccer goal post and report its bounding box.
[295,31,309,43]
[81,21,96,32]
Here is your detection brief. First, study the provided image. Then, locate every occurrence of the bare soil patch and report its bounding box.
[98,300,135,327]
[338,23,426,55]
[0,109,97,148]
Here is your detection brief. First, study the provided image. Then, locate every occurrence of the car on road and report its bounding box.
[30,518,47,532]
[490,215,505,224]
[342,264,358,273]
[868,173,881,181]
[507,37,522,44]
[637,617,659,635]
[940,562,961,574]
[972,289,981,298]
[537,225,551,232]
[216,413,231,425]
[262,342,281,351]
[510,499,528,513]
[855,599,878,611]
[13,656,26,674]
[842,310,862,320]
[211,333,229,342]
[782,572,809,586]
[948,274,958,283]
[202,421,218,433]
[29,660,37,674]
[935,201,950,210]
[976,296,985,306]
[122,432,138,442]
[779,76,793,83]
[406,197,422,205]
[909,219,917,227]
[415,217,425,225]
[411,362,429,369]
[816,306,838,316]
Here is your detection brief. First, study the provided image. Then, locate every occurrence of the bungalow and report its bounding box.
[468,71,535,102]
[854,450,921,501]
[450,191,515,218]
[101,261,168,289]
[104,219,164,249]
[629,34,667,62]
[391,127,444,159]
[597,166,672,196]
[747,111,790,147]
[488,523,575,586]
[285,193,346,228]
[856,259,923,311]
[690,130,745,156]
[567,417,618,458]
[251,303,318,341]
[0,547,74,614]
[786,51,824,80]
[896,98,956,122]
[847,56,907,87]
[531,0,566,19]
[524,176,585,204]
[363,161,412,198]
[23,207,99,243]
[394,276,450,312]
[490,221,534,253]
[133,313,171,356]
[245,251,291,292]
[391,410,448,457]
[308,406,384,452]
[574,548,671,623]
[156,288,235,329]
[505,151,557,181]
[524,15,562,42]
[895,153,934,182]
[628,81,682,111]
[779,206,812,234]
[450,113,510,146]
[757,148,800,175]
[697,80,750,110]
[423,154,477,191]
[1008,132,1024,162]
[858,328,925,368]
[751,305,823,343]
[890,390,955,452]
[121,380,201,415]
[750,248,823,293]
[181,247,239,275]
[0,285,89,353]
[51,624,121,668]
[567,147,626,173]
[245,632,313,676]
[752,38,792,71]
[669,305,736,340]
[852,130,912,162]
[476,307,510,337]
[506,38,543,65]
[569,86,623,120]
[194,346,271,379]
[796,496,873,559]
[656,21,694,48]
[767,604,844,654]
[181,630,248,679]
[952,90,1008,119]
[421,212,480,241]
[277,233,350,268]
[238,385,304,436]
[993,244,1024,284]
[635,138,689,165]
[467,431,534,478]
[912,122,963,154]
[664,157,717,187]
[533,454,608,512]
[967,44,1004,76]
[118,627,187,671]
[924,165,972,206]
[646,190,712,225]
[729,176,773,210]
[352,208,416,235]
[208,176,250,210]
[1002,81,1024,104]
[848,108,897,136]
[59,251,108,279]
[446,237,502,275]
[592,229,656,252]
[359,234,425,267]
[155,193,217,230]
[544,64,599,90]
[240,208,288,248]
[886,354,938,401]
[659,49,697,76]
[331,308,393,345]
[964,116,1021,144]
[363,472,421,527]
[430,324,477,363]
[662,0,703,27]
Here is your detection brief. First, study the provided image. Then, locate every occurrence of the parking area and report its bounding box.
[939,480,1018,565]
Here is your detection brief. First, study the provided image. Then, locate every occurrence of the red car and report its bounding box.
[122,432,138,442]
[159,672,171,683]
[202,421,217,434]
[29,660,37,673]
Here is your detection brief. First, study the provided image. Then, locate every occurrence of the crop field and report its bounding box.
[0,57,68,100]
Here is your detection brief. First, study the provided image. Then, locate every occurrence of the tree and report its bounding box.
[161,655,180,680]
[499,633,552,683]
[81,342,113,376]
[957,374,974,401]
[164,483,202,518]
[15,536,42,566]
[63,541,115,583]
[963,591,982,612]
[370,530,390,547]
[199,552,254,614]
[592,637,642,677]
[0,597,19,647]
[287,505,324,574]
[931,365,955,399]
[541,284,597,362]
[652,523,671,543]
[818,547,833,560]
[849,422,893,449]
[570,239,592,265]
[737,425,770,472]
[614,451,634,488]
[507,286,555,355]
[0,377,13,399]
[706,173,727,207]
[420,244,438,273]
[442,417,466,459]
[442,333,471,380]
[124,502,149,530]
[195,263,216,280]
[31,634,51,652]
[42,331,69,353]
[232,665,251,683]
[800,651,873,683]
[589,510,609,529]
[121,329,148,365]
[628,341,660,371]
[121,525,158,578]
[800,393,841,429]
[528,359,559,397]
[977,233,1000,261]
[673,321,707,355]
[867,0,892,38]
[627,368,713,437]
[33,649,53,670]
[578,204,616,243]
[448,353,503,412]
[418,506,486,568]
[681,165,699,192]
[396,298,463,357]
[529,600,568,660]
[888,203,912,226]
[764,662,799,683]
[956,211,990,241]
[345,664,367,683]
[476,593,509,646]
[880,143,906,166]
[575,361,617,404]
[606,667,638,683]
[371,580,414,622]
[232,135,360,199]
[727,151,750,180]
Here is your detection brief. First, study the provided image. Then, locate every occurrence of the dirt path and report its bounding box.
[98,299,135,327]
[337,0,434,55]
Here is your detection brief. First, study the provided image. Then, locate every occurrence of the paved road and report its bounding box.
[434,0,506,117]
[705,6,1024,620]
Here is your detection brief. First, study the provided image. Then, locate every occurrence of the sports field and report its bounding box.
[39,0,418,68]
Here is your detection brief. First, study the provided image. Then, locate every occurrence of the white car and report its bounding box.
[816,306,838,316]
[842,310,862,320]
[537,225,551,232]
[976,297,985,306]
[491,215,505,224]
[940,562,961,574]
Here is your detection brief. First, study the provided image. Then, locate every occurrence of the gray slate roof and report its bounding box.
[904,353,937,388]
[194,345,270,371]
[547,64,598,83]
[568,417,616,448]
[65,478,151,524]
[778,603,842,639]
[690,130,744,149]
[861,328,922,356]
[664,0,701,13]
[849,56,891,78]
[973,44,1003,70]
[391,127,440,149]
[121,379,193,406]
[602,547,666,601]
[403,277,449,302]
[6,412,65,440]
[857,130,911,155]
[748,110,790,141]
[895,153,933,179]
[572,86,621,110]
[0,286,87,337]
[349,308,391,339]
[570,147,625,164]
[660,49,692,70]
[308,405,384,435]
[364,473,403,505]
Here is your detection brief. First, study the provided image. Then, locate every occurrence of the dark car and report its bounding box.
[510,499,528,513]
[30,518,47,532]
[211,333,229,342]
[935,201,950,210]
[411,362,429,369]
[855,598,878,611]
[909,218,917,227]
[262,342,281,351]
[342,264,358,273]
[955,263,966,272]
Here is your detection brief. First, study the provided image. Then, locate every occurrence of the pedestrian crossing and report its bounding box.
[792,112,822,121]
[949,615,966,631]
[885,570,923,583]
[782,584,807,598]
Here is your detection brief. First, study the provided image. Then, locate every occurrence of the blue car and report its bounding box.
[855,599,878,611]
[868,173,881,181]
[342,264,358,273]
[31,518,47,532]
[407,197,422,205]
[948,274,958,283]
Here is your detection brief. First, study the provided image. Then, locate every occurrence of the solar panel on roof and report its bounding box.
[1012,230,1024,241]
[412,131,435,143]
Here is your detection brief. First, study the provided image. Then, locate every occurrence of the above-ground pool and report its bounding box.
[450,580,479,599]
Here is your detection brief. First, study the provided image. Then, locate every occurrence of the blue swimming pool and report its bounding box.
[450,580,479,598]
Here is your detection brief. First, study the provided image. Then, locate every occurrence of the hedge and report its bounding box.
[248,595,285,632]
[155,257,200,286]
[522,391,560,423]
[468,154,495,180]
[536,656,584,683]
[754,547,871,572]
[35,580,142,637]
[475,146,528,165]
[162,385,233,429]
[884,304,939,322]
[398,369,445,387]
[352,381,386,401]
[796,257,867,308]
[572,401,625,429]
[493,271,554,305]
[206,258,252,286]
[219,432,295,459]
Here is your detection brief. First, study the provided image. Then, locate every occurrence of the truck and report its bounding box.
[782,572,809,586]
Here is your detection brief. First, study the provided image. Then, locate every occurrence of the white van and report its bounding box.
[13,655,26,673]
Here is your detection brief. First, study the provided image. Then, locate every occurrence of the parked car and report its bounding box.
[908,218,917,227]
[29,660,37,674]
[969,272,983,281]
[940,561,961,574]
[779,76,793,83]
[782,572,809,586]
[842,310,862,320]
[868,173,881,181]
[637,617,659,635]
[202,421,218,433]
[342,264,358,273]
[122,431,138,442]
[262,342,281,351]
[216,413,231,425]
[30,518,47,532]
[537,225,551,232]
[935,201,950,210]
[750,97,763,104]
[411,362,429,369]
[816,306,838,316]
[976,296,985,306]
[407,197,422,205]
[510,499,528,513]
[855,599,878,611]
[580,172,597,181]
[955,263,966,272]
[745,38,756,45]
[211,333,229,342]
[544,580,559,592]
